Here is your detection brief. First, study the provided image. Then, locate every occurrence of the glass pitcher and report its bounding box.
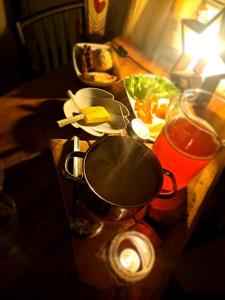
[152,89,225,190]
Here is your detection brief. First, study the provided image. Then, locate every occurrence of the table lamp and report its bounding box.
[171,0,225,92]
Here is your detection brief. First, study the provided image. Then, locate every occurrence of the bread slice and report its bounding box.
[82,72,117,83]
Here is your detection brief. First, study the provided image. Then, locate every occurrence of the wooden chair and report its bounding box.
[14,1,88,79]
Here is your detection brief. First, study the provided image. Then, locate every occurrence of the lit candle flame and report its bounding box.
[119,248,141,273]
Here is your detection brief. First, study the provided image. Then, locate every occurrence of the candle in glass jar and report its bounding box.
[119,248,141,273]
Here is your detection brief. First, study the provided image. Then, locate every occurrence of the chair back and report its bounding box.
[15,1,88,78]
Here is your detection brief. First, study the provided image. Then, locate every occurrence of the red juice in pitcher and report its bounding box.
[152,117,221,190]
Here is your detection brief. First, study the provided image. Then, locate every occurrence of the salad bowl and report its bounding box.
[124,74,180,140]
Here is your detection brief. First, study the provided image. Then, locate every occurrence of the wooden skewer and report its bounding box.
[67,90,80,109]
[57,114,85,128]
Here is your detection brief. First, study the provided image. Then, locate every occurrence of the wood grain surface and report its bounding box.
[0,36,224,300]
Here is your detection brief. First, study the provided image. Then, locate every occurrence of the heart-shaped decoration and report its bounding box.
[94,0,106,14]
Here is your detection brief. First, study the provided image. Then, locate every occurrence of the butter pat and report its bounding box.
[80,106,111,124]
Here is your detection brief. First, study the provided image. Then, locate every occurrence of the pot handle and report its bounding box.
[63,151,85,183]
[157,168,177,199]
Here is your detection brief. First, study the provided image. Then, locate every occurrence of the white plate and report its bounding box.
[75,87,114,101]
[63,97,130,134]
[124,74,174,117]
[124,74,179,140]
[72,43,121,87]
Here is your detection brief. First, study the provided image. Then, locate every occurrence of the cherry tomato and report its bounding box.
[134,100,142,111]
[137,102,152,124]
[155,100,169,119]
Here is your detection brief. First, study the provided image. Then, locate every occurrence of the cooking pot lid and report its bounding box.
[84,136,163,207]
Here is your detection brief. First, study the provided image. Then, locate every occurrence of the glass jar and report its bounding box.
[108,231,155,283]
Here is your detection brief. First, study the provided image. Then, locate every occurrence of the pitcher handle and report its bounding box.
[63,151,85,183]
[157,168,177,198]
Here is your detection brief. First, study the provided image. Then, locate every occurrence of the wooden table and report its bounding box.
[0,36,224,299]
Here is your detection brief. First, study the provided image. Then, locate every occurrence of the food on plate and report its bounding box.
[125,74,179,125]
[125,74,179,103]
[146,118,165,139]
[77,44,117,84]
[153,98,170,119]
[80,106,111,123]
[82,72,117,83]
[92,48,113,72]
[81,45,94,73]
[124,74,180,139]
[57,106,111,127]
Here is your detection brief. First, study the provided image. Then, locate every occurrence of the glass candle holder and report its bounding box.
[108,231,155,283]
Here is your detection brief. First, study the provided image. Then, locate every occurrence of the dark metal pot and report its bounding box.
[64,136,176,221]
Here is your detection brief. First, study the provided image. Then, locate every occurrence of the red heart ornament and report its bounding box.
[94,0,106,14]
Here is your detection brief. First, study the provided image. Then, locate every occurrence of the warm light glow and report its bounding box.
[185,22,221,61]
[203,55,225,76]
[184,12,225,76]
[119,248,141,273]
[197,3,221,25]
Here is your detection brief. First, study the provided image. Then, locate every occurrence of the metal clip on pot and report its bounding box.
[64,151,86,182]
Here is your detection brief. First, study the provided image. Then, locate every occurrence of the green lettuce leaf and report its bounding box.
[125,74,179,102]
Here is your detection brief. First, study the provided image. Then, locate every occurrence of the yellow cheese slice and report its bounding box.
[80,106,111,124]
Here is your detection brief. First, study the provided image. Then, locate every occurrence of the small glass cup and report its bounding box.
[126,118,154,143]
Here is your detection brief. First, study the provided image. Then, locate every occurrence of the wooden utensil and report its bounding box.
[57,114,85,128]
[57,106,111,128]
